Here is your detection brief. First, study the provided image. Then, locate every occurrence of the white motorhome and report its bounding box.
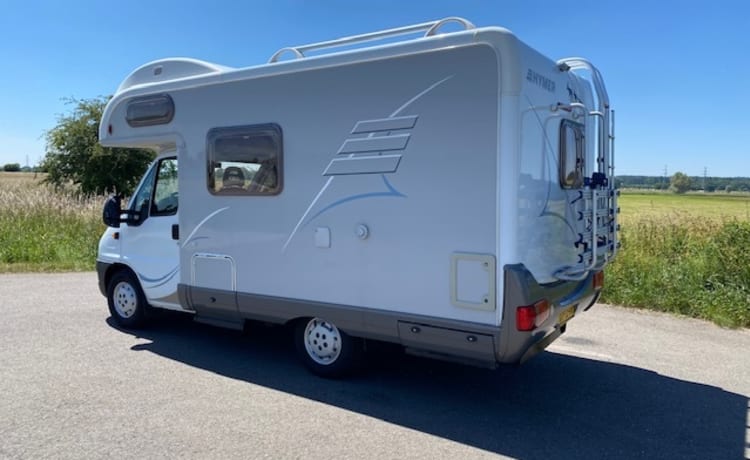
[97,17,618,377]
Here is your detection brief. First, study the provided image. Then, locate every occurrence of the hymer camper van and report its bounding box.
[97,17,618,377]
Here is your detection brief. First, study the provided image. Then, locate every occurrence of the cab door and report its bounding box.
[120,156,181,309]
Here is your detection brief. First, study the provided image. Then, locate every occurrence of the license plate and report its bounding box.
[558,306,576,325]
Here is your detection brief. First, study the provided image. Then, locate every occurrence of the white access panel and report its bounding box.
[450,253,496,311]
[191,253,235,290]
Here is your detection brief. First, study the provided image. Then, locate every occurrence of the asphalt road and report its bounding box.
[0,272,748,460]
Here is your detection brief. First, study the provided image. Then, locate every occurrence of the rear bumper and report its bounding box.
[497,264,601,364]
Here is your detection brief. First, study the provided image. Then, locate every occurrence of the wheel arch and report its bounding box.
[104,263,139,293]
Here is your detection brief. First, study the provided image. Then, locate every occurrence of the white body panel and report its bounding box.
[98,222,181,309]
[98,155,181,310]
[177,43,500,325]
[98,23,615,336]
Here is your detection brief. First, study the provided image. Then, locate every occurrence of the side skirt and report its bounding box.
[181,284,501,367]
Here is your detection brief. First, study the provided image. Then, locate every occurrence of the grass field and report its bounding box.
[0,172,103,272]
[1,173,748,327]
[618,191,750,222]
[603,192,749,327]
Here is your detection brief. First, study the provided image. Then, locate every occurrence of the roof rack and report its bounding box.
[268,17,476,63]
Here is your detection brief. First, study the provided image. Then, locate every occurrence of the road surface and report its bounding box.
[0,272,748,459]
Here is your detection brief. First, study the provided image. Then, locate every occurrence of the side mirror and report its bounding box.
[102,194,122,228]
[122,199,149,227]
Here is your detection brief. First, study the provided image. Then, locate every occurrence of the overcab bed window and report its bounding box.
[126,95,174,127]
[207,124,283,195]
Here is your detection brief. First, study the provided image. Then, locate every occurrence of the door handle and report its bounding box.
[171,224,179,240]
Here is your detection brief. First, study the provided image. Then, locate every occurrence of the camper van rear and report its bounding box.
[96,17,617,377]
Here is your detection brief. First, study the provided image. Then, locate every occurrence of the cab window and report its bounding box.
[129,162,157,221]
[127,157,177,225]
[151,158,178,216]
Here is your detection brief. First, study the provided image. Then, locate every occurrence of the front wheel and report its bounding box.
[107,270,148,328]
[294,318,362,378]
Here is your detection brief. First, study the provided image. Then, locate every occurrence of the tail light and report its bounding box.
[593,271,604,290]
[516,299,550,331]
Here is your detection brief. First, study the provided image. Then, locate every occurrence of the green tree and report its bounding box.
[42,97,155,195]
[670,172,691,194]
[3,163,21,172]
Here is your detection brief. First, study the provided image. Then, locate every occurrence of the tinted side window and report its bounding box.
[207,124,283,195]
[560,120,585,189]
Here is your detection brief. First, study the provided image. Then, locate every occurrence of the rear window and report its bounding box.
[560,120,585,189]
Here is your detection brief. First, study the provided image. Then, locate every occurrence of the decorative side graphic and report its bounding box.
[182,206,229,247]
[322,115,419,176]
[134,207,230,297]
[138,266,179,289]
[322,115,416,176]
[282,76,454,252]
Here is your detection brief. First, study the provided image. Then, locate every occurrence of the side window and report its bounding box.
[129,162,157,218]
[560,120,585,189]
[207,124,283,196]
[151,158,178,216]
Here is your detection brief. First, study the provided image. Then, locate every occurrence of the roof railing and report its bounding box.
[268,17,476,63]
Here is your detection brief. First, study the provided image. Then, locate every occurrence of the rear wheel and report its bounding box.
[107,270,148,328]
[294,317,361,378]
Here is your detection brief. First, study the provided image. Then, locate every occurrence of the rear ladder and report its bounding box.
[554,58,619,281]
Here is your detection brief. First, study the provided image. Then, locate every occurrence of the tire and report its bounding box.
[294,317,362,378]
[107,270,148,328]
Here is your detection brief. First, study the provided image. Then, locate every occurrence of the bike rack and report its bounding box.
[554,58,619,281]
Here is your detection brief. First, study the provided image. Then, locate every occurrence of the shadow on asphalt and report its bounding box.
[108,314,747,460]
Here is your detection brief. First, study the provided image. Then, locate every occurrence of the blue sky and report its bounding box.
[0,0,748,177]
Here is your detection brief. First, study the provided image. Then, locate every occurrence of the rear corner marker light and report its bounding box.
[593,271,604,290]
[516,299,550,331]
[534,299,550,327]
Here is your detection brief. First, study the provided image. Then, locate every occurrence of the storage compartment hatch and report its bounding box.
[450,253,496,311]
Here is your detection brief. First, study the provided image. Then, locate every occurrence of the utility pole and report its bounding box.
[702,167,706,191]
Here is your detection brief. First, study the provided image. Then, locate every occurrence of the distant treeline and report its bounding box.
[2,163,41,173]
[616,175,750,192]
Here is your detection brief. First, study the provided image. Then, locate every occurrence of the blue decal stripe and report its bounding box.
[138,266,179,283]
[304,175,405,226]
[144,269,180,289]
[381,175,402,195]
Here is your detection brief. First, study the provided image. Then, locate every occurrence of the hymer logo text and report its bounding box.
[526,69,555,92]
